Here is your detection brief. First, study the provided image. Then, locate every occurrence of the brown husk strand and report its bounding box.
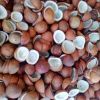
[0,0,99,99]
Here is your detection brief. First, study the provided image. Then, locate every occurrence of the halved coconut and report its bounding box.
[55,9,63,21]
[70,11,78,16]
[16,21,29,31]
[9,31,22,44]
[14,47,29,62]
[68,89,80,97]
[44,1,58,13]
[11,11,23,22]
[77,80,89,93]
[89,21,99,31]
[68,97,75,100]
[54,91,68,100]
[62,40,76,54]
[0,5,7,19]
[89,32,100,43]
[73,36,85,49]
[53,30,65,44]
[26,50,39,65]
[48,57,63,72]
[87,57,98,69]
[78,1,88,13]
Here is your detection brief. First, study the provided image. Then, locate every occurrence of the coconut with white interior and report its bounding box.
[26,50,39,65]
[53,30,65,44]
[48,57,63,72]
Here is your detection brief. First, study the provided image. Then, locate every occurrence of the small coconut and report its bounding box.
[78,1,88,13]
[87,57,98,69]
[89,21,99,31]
[62,40,76,54]
[26,50,39,65]
[2,20,16,33]
[89,32,100,43]
[48,57,63,72]
[73,36,85,49]
[53,30,65,44]
[0,31,8,46]
[54,91,68,100]
[69,16,80,29]
[0,5,7,19]
[77,80,89,93]
[16,21,29,31]
[34,21,48,34]
[68,89,80,97]
[55,9,63,21]
[9,31,22,44]
[44,1,58,13]
[14,46,29,62]
[43,7,55,24]
[11,11,23,22]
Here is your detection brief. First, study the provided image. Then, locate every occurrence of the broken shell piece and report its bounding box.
[9,31,22,44]
[26,50,39,65]
[54,91,68,100]
[11,11,23,22]
[48,57,63,72]
[73,36,85,49]
[0,5,7,19]
[62,40,76,54]
[53,30,65,44]
[83,19,93,28]
[89,21,99,31]
[24,0,35,9]
[55,9,63,21]
[44,1,58,13]
[89,32,100,43]
[14,46,29,62]
[0,31,8,46]
[68,89,80,97]
[77,80,89,93]
[2,20,16,33]
[87,57,98,69]
[16,21,29,31]
[78,1,88,13]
